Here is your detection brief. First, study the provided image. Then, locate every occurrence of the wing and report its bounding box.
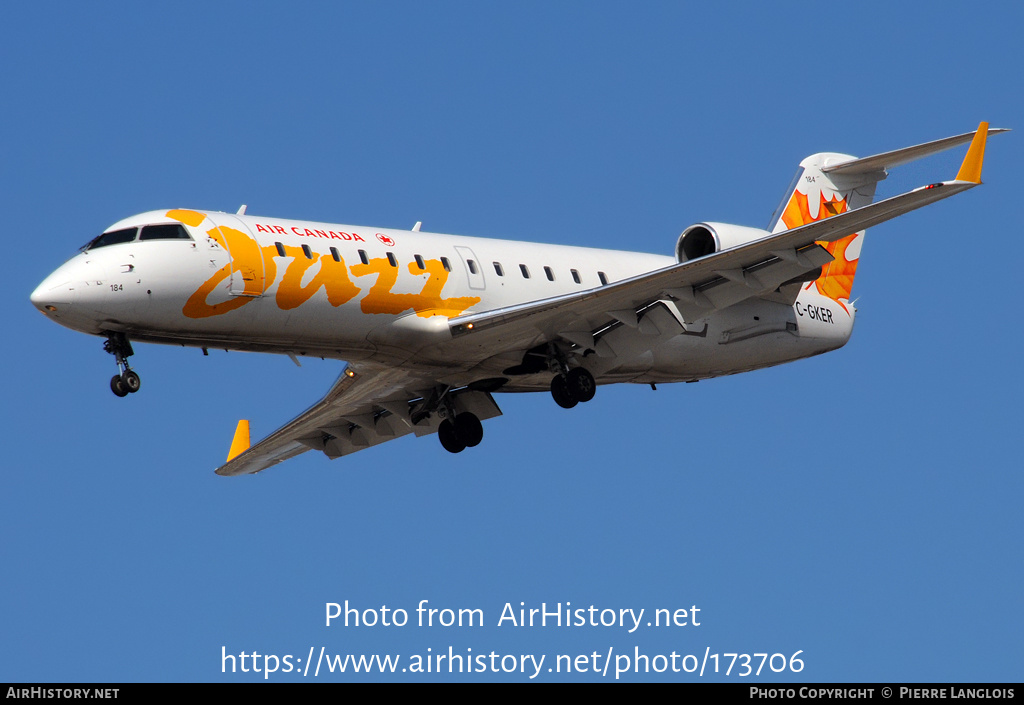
[447,124,996,355]
[215,364,502,476]
[820,125,1008,178]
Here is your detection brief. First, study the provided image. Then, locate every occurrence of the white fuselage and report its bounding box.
[31,208,853,391]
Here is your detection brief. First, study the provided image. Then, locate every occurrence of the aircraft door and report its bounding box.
[207,214,269,297]
[453,246,486,290]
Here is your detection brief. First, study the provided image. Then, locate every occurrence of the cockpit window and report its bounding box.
[139,223,191,241]
[82,227,137,250]
[82,223,194,251]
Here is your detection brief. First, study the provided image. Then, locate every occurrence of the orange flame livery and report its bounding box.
[781,191,859,313]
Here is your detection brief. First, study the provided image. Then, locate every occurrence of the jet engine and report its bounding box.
[675,222,772,263]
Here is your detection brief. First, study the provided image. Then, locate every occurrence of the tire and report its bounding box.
[121,370,141,393]
[110,375,129,397]
[454,413,484,447]
[438,419,466,453]
[550,375,578,409]
[566,367,596,403]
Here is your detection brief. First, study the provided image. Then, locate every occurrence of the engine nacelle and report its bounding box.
[675,222,772,263]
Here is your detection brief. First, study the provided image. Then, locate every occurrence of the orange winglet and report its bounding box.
[227,420,251,462]
[955,122,989,184]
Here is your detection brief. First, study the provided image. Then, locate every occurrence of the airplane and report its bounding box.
[30,123,1003,476]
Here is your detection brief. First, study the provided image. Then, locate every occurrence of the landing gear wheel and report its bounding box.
[454,413,484,448]
[566,367,596,403]
[438,419,466,453]
[550,375,578,409]
[104,333,139,397]
[121,370,142,394]
[110,375,129,398]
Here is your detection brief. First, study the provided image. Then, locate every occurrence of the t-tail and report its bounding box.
[766,122,1004,317]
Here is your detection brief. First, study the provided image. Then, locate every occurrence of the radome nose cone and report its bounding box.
[29,282,47,309]
[30,270,75,313]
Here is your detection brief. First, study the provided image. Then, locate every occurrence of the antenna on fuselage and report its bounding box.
[412,221,422,231]
[237,205,247,215]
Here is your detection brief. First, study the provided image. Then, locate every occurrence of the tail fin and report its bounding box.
[765,123,1006,314]
[767,152,874,314]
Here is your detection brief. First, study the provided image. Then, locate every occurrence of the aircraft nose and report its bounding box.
[31,257,111,335]
[30,256,90,316]
[30,273,75,313]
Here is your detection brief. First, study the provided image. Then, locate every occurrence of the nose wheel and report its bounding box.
[110,370,142,397]
[104,332,141,397]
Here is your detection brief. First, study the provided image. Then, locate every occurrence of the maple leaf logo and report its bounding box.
[781,190,859,313]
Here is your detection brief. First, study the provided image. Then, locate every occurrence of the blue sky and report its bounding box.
[4,2,1021,682]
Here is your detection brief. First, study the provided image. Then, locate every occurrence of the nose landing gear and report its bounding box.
[104,332,141,397]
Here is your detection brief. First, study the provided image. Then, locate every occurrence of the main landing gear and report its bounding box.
[414,386,486,454]
[438,412,484,454]
[550,367,596,409]
[544,343,596,409]
[104,332,141,397]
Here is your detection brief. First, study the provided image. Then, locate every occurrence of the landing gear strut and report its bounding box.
[104,332,141,397]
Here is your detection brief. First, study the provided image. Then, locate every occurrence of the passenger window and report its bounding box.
[544,266,554,281]
[358,249,369,265]
[83,227,137,250]
[520,264,530,279]
[571,269,581,284]
[493,262,504,276]
[441,257,452,272]
[330,247,341,262]
[301,244,314,260]
[598,271,608,286]
[139,224,191,241]
[414,254,425,270]
[386,252,398,267]
[467,259,478,274]
[275,242,286,257]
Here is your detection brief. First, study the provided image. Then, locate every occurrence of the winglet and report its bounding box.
[955,122,989,183]
[227,420,251,462]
